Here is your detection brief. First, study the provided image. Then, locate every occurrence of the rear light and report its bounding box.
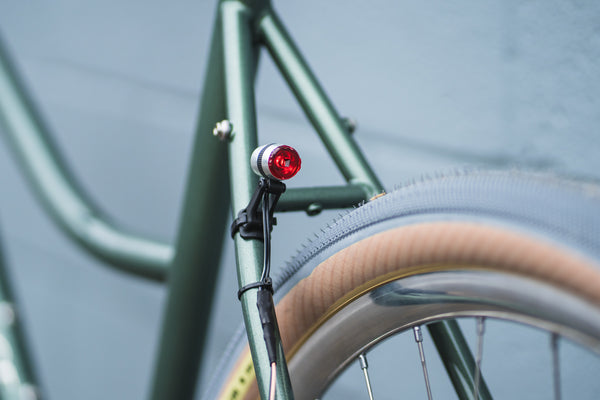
[251,144,301,181]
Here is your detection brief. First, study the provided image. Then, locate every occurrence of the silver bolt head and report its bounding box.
[213,120,234,141]
[342,117,357,134]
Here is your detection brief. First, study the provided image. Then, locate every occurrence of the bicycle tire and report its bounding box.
[212,170,600,400]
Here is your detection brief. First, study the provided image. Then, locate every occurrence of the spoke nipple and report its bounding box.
[413,326,423,342]
[477,317,486,335]
[358,353,368,370]
[342,117,357,134]
[213,120,234,141]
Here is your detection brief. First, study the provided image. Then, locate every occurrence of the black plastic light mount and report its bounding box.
[230,178,286,241]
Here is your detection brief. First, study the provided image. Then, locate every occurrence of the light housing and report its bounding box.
[251,144,301,181]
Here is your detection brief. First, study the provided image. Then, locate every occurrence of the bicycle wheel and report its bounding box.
[211,170,600,400]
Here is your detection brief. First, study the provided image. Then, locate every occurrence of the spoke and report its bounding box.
[358,353,375,400]
[473,317,486,400]
[413,326,433,400]
[551,333,561,400]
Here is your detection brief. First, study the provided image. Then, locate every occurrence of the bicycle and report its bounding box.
[1,0,600,400]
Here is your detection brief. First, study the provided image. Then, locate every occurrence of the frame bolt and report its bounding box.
[342,117,357,134]
[306,203,323,216]
[213,120,234,141]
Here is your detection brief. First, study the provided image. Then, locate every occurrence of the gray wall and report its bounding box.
[1,1,599,399]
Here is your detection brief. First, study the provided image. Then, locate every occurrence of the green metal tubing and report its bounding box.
[0,228,40,399]
[222,2,294,399]
[277,184,369,213]
[0,35,171,281]
[148,14,231,400]
[428,321,493,400]
[258,10,383,196]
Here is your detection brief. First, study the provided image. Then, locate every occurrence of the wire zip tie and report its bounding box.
[237,278,273,300]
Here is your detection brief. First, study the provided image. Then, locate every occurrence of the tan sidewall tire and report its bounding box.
[219,222,600,400]
[212,172,600,400]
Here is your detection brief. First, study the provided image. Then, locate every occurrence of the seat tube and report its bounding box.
[221,2,294,399]
[149,8,231,400]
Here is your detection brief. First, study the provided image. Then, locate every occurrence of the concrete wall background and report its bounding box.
[0,1,599,399]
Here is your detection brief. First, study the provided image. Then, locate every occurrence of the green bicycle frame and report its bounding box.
[0,1,490,399]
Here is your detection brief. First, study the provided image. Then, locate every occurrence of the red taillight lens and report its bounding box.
[251,144,301,180]
[268,146,301,180]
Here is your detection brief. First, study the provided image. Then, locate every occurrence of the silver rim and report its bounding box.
[288,270,600,399]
